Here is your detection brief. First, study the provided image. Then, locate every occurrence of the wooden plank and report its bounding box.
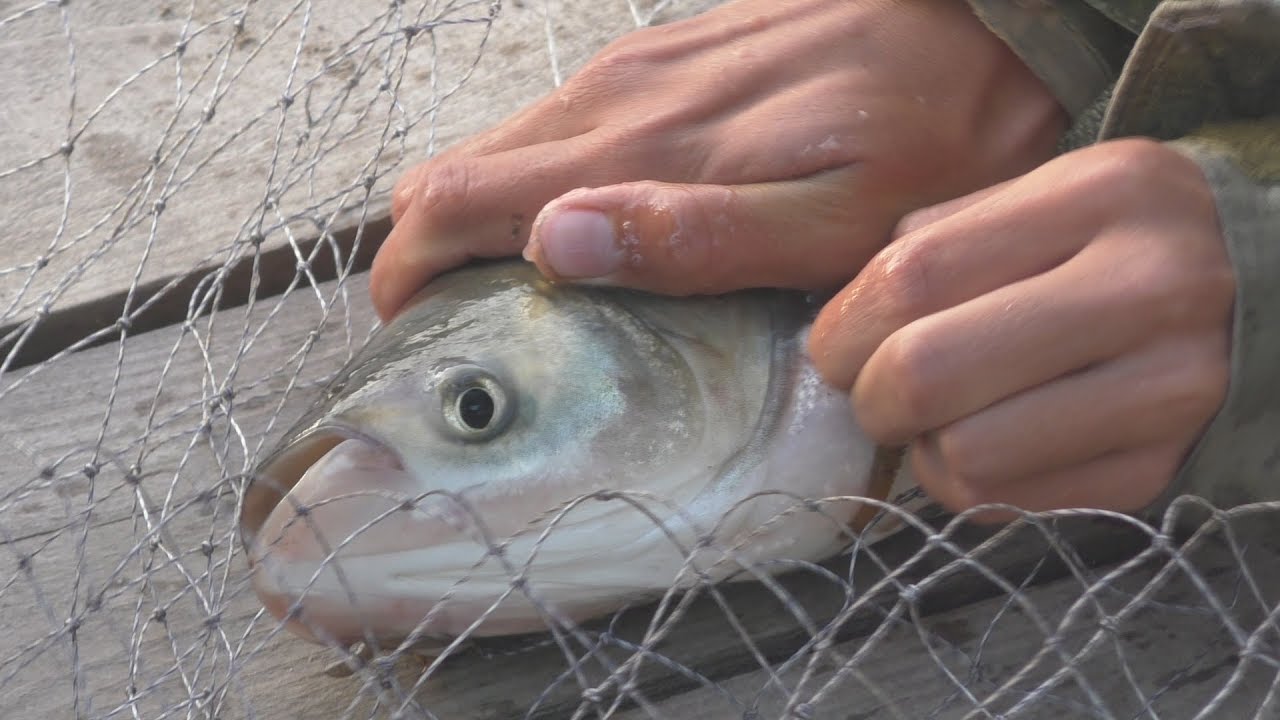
[0,0,723,368]
[0,273,362,718]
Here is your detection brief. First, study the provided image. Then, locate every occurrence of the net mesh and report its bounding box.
[0,1,1277,718]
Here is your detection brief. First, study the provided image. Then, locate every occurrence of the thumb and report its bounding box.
[523,167,889,295]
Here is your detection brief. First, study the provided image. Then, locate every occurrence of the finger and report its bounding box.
[373,131,660,321]
[522,165,894,295]
[889,176,1019,240]
[390,96,597,224]
[808,168,1106,390]
[851,226,1227,443]
[917,333,1227,488]
[910,440,1187,522]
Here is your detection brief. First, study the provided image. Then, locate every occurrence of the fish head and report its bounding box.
[239,261,783,645]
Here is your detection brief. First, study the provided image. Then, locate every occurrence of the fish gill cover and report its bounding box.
[0,1,1277,718]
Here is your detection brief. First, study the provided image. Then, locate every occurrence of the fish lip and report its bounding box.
[238,423,406,559]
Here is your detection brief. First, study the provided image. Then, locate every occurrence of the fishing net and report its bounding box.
[1,0,1277,718]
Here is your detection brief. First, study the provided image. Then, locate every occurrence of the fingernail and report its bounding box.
[531,208,622,279]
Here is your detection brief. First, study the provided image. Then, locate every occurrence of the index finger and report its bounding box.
[808,168,1102,391]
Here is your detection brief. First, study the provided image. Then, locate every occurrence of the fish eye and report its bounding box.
[457,387,494,429]
[437,365,513,441]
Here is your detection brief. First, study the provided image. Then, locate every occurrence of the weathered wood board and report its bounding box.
[0,0,721,368]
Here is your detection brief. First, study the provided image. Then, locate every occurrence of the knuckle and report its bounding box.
[1131,247,1236,331]
[1087,138,1205,212]
[1174,344,1231,421]
[391,166,421,221]
[908,443,986,514]
[577,32,661,85]
[637,183,726,293]
[861,328,939,439]
[931,427,988,489]
[411,160,475,223]
[865,242,937,326]
[892,212,927,240]
[1094,138,1177,191]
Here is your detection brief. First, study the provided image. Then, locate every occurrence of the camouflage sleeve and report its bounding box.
[1097,0,1280,514]
[969,0,1280,513]
[1161,122,1280,515]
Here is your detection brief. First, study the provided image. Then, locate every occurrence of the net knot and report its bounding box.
[581,686,605,704]
[900,583,921,605]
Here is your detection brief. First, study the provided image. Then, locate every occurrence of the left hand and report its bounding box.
[809,138,1236,520]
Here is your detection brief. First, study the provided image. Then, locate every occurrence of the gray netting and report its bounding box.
[1,1,1278,718]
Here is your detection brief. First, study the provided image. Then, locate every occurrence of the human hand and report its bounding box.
[371,0,1065,320]
[808,139,1235,519]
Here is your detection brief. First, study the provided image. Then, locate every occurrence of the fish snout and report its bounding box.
[246,437,468,644]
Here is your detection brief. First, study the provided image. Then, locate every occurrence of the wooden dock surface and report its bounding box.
[1,1,1276,718]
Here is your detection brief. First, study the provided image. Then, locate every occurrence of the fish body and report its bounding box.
[240,261,903,646]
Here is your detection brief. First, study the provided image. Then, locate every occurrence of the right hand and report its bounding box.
[372,0,1066,320]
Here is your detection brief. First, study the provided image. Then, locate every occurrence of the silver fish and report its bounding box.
[240,261,908,647]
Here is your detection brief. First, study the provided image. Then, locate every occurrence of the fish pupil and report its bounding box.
[458,387,495,430]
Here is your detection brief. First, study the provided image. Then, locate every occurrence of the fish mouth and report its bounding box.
[241,425,445,645]
[239,425,406,559]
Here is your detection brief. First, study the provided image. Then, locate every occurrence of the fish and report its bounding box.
[239,260,913,648]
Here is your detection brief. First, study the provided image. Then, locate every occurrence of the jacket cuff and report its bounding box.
[964,0,1134,118]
